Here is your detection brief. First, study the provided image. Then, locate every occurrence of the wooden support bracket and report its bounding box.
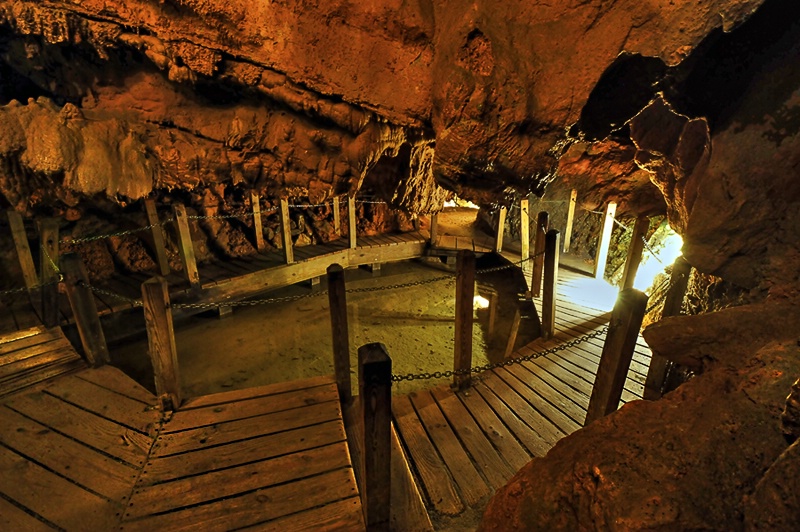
[144,198,170,276]
[173,204,200,289]
[141,277,182,410]
[61,253,110,366]
[6,210,38,289]
[38,218,60,328]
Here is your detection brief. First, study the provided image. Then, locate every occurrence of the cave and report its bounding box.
[1,0,799,530]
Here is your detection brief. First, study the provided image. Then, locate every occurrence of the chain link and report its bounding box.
[170,289,325,310]
[0,279,61,298]
[80,282,144,307]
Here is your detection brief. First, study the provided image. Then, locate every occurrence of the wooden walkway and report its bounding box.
[392,266,652,519]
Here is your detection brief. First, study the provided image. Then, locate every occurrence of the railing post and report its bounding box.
[358,342,392,530]
[520,198,530,261]
[173,204,200,289]
[61,253,110,367]
[541,229,560,340]
[503,308,521,359]
[453,250,475,390]
[141,277,182,410]
[494,206,507,253]
[7,210,38,289]
[531,212,549,297]
[144,198,170,276]
[251,192,266,252]
[38,218,60,328]
[327,264,352,404]
[279,198,294,264]
[593,201,617,280]
[348,196,358,249]
[585,288,648,424]
[620,215,649,289]
[563,189,577,253]
[643,255,692,400]
[429,212,439,246]
[333,196,342,237]
[487,288,498,337]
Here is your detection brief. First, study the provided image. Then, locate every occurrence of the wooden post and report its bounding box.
[585,288,648,424]
[621,216,649,289]
[541,229,560,340]
[503,308,521,359]
[172,204,200,289]
[348,196,357,249]
[141,277,182,410]
[429,212,439,246]
[279,198,294,264]
[520,198,530,261]
[38,218,60,328]
[144,198,171,276]
[487,289,498,337]
[327,264,352,404]
[358,342,392,529]
[333,196,342,237]
[643,256,691,400]
[494,206,507,253]
[564,189,577,253]
[6,210,38,289]
[61,253,109,366]
[412,214,421,231]
[453,250,475,389]
[531,212,549,297]
[593,202,617,280]
[251,192,266,252]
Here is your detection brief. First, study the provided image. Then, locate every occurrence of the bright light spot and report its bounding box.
[473,295,490,309]
[633,228,683,291]
[444,197,480,209]
[558,277,619,312]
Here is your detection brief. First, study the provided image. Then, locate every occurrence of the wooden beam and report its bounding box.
[61,253,109,366]
[333,196,341,237]
[593,202,617,280]
[6,210,38,289]
[172,204,200,289]
[520,198,530,260]
[358,342,392,529]
[141,277,182,410]
[429,213,439,246]
[531,211,549,298]
[412,214,421,231]
[585,288,648,424]
[327,264,351,404]
[453,250,475,390]
[279,198,294,264]
[487,289,498,337]
[541,229,560,340]
[643,255,691,400]
[348,196,357,249]
[503,308,521,359]
[144,198,170,276]
[563,189,577,253]
[251,192,266,252]
[38,218,60,328]
[494,206,507,253]
[620,215,649,289]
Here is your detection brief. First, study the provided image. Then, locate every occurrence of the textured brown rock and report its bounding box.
[745,439,800,530]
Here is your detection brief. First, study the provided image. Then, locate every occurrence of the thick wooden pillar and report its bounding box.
[38,218,60,328]
[620,215,649,289]
[327,264,352,404]
[6,210,38,289]
[593,202,617,280]
[279,198,294,264]
[563,189,577,253]
[494,206,507,253]
[348,196,357,249]
[141,277,182,410]
[541,229,560,340]
[453,250,475,389]
[358,342,392,529]
[531,212,549,297]
[520,198,530,260]
[585,288,648,424]
[429,212,439,245]
[643,256,692,400]
[61,253,109,366]
[251,192,266,252]
[144,199,170,276]
[333,196,342,237]
[172,204,200,289]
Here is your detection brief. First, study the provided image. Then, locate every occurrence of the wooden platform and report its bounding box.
[429,234,494,256]
[392,265,653,519]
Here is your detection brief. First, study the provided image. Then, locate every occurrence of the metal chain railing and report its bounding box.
[80,282,144,308]
[0,279,61,298]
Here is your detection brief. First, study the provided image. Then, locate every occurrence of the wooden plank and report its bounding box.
[333,196,341,236]
[392,394,463,516]
[563,189,577,252]
[0,325,47,344]
[5,392,152,467]
[251,497,364,532]
[37,218,59,328]
[541,229,560,339]
[453,250,475,389]
[531,211,549,297]
[173,204,200,288]
[520,198,530,260]
[494,206,506,253]
[6,210,38,289]
[61,253,109,366]
[0,496,56,531]
[0,334,69,362]
[279,198,295,264]
[251,192,266,252]
[0,359,86,399]
[0,346,77,381]
[0,444,117,531]
[76,366,155,405]
[593,202,617,279]
[430,387,516,490]
[502,364,584,431]
[348,196,357,249]
[126,442,353,519]
[621,215,649,289]
[121,468,359,532]
[178,375,335,410]
[0,405,138,501]
[503,308,521,359]
[144,198,170,276]
[389,424,434,531]
[141,277,182,409]
[409,390,490,506]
